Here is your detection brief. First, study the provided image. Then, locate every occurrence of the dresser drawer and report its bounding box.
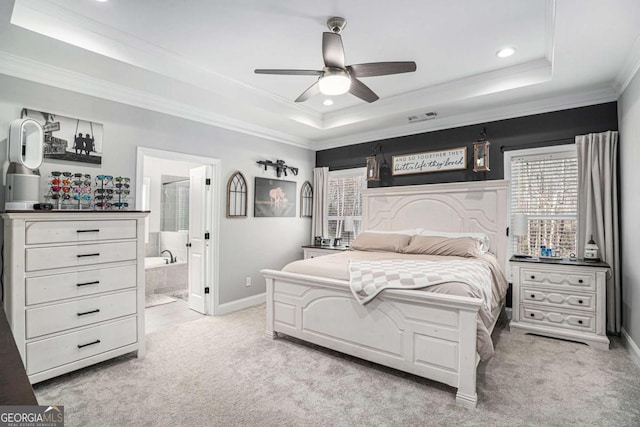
[25,220,136,245]
[26,264,137,305]
[521,287,595,312]
[520,268,596,291]
[520,306,596,333]
[26,317,137,375]
[25,241,137,272]
[26,290,137,339]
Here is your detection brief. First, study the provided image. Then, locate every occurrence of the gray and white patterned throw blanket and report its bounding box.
[349,259,492,307]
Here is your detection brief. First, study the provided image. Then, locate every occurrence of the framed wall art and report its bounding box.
[391,147,466,176]
[254,177,296,217]
[21,108,103,165]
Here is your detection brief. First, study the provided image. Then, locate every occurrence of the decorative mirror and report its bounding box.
[227,171,248,218]
[300,181,313,217]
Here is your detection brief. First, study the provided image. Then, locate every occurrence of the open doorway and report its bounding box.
[136,147,220,331]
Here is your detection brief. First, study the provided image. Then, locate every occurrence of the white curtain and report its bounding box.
[311,167,329,242]
[576,130,620,334]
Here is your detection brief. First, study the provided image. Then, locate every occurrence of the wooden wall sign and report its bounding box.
[392,147,467,176]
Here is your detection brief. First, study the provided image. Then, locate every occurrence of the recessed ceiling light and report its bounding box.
[323,99,334,106]
[497,47,515,58]
[95,0,108,2]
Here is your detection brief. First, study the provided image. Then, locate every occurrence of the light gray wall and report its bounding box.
[0,74,314,306]
[618,68,640,347]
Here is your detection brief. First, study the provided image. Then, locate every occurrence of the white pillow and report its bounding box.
[419,230,491,253]
[363,228,423,236]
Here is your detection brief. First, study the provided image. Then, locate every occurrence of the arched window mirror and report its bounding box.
[227,171,248,218]
[300,181,313,218]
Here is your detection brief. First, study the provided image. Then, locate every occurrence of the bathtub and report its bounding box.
[144,257,188,296]
[145,256,172,269]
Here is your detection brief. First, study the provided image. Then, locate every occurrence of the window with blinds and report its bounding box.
[327,168,366,245]
[510,148,578,257]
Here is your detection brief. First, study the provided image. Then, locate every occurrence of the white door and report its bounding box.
[187,165,211,314]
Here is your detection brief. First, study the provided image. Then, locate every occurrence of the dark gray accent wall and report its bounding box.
[316,102,618,187]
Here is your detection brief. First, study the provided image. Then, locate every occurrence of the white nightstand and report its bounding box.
[302,245,348,259]
[510,257,610,350]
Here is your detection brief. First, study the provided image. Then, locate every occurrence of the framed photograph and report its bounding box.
[254,177,296,217]
[392,147,467,176]
[21,108,103,165]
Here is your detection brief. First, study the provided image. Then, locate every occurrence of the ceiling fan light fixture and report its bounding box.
[318,69,351,95]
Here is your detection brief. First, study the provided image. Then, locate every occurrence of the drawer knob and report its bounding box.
[77,280,100,287]
[530,313,535,318]
[578,299,583,304]
[77,309,100,316]
[578,320,583,325]
[77,339,101,349]
[77,253,100,258]
[578,279,584,284]
[530,294,535,299]
[77,229,100,233]
[530,275,535,279]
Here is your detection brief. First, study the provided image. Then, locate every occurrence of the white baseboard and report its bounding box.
[215,293,265,316]
[621,327,640,370]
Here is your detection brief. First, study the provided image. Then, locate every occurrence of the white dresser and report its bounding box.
[510,257,610,349]
[2,211,148,383]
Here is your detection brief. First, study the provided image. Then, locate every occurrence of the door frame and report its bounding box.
[135,146,221,316]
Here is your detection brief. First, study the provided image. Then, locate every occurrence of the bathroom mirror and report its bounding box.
[160,175,190,232]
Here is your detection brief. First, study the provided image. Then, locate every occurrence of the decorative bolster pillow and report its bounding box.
[350,232,412,252]
[403,235,483,257]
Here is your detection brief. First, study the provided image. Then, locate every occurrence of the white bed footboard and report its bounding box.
[262,269,483,408]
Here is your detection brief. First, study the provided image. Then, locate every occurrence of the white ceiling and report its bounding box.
[0,0,639,150]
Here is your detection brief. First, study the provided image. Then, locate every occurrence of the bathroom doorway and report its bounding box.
[136,147,220,326]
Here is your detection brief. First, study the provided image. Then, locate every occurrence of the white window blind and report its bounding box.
[327,168,366,245]
[510,149,578,257]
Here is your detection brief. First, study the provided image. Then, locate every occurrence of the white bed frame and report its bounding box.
[262,180,508,407]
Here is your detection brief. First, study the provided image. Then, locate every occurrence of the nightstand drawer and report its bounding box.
[520,306,596,332]
[521,287,595,312]
[520,268,596,291]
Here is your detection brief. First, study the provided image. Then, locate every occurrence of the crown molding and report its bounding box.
[320,58,552,131]
[11,0,324,128]
[0,50,314,149]
[313,86,618,150]
[615,33,640,95]
[545,0,557,69]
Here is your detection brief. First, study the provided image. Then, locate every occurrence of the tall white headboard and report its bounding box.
[362,180,508,269]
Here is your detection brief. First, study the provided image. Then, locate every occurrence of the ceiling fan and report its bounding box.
[255,17,417,103]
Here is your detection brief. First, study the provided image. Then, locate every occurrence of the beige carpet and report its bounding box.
[34,305,640,426]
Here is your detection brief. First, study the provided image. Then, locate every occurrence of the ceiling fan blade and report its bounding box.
[255,69,322,76]
[322,32,345,68]
[295,81,321,102]
[348,62,417,77]
[349,78,379,103]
